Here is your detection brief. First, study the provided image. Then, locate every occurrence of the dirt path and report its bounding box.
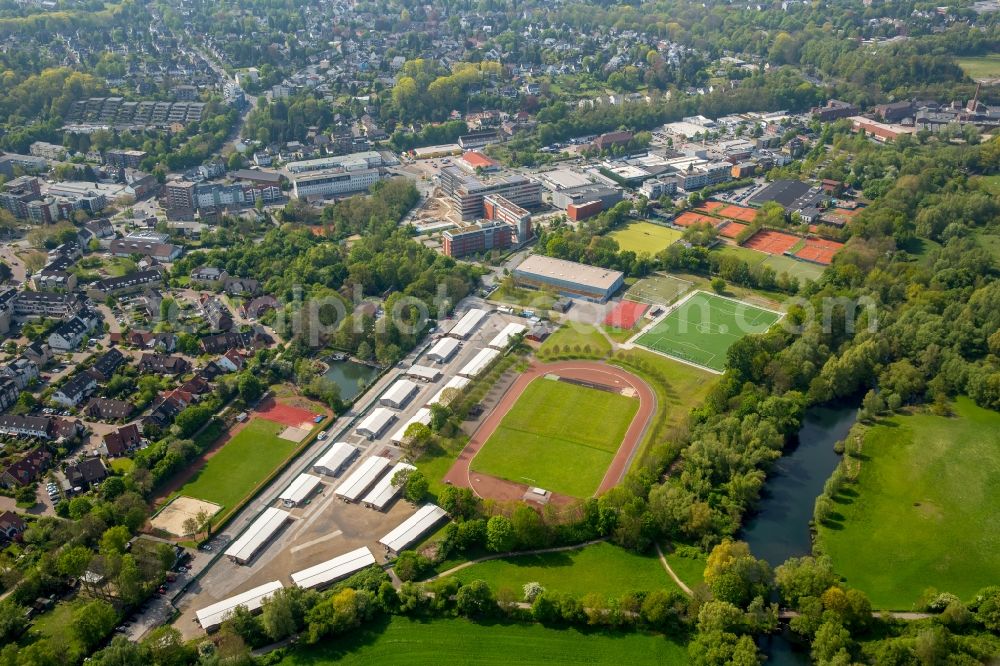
[655,542,693,596]
[442,360,655,502]
[423,538,609,583]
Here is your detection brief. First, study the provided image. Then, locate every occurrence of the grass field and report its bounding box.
[277,616,688,665]
[471,378,639,497]
[609,221,684,255]
[976,231,1000,263]
[445,542,677,596]
[537,324,612,359]
[624,273,693,306]
[29,601,84,660]
[663,548,707,590]
[717,245,825,283]
[956,54,1000,80]
[817,398,1000,609]
[635,291,781,372]
[172,418,299,510]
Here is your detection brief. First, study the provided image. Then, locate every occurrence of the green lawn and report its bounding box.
[612,347,717,432]
[445,542,676,597]
[29,601,85,661]
[663,548,707,590]
[624,273,693,307]
[110,457,134,473]
[718,245,824,283]
[172,418,299,510]
[471,378,639,497]
[609,221,684,255]
[976,231,1000,263]
[277,616,687,666]
[957,54,1000,80]
[816,398,1000,609]
[635,291,781,372]
[537,324,612,359]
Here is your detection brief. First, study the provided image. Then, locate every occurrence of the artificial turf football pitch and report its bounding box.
[634,291,781,372]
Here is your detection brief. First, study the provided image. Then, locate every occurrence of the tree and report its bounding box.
[711,277,726,294]
[485,515,516,552]
[100,525,131,556]
[455,580,496,618]
[438,486,477,519]
[57,545,93,578]
[305,589,374,643]
[237,373,264,403]
[0,599,28,643]
[261,588,298,642]
[402,470,428,502]
[641,589,688,633]
[72,599,118,651]
[392,551,430,582]
[774,556,838,608]
[703,540,772,608]
[811,620,852,664]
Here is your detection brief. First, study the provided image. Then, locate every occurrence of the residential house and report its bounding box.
[85,398,135,422]
[217,349,246,372]
[139,354,189,376]
[0,378,19,412]
[0,448,52,488]
[101,424,141,457]
[13,291,83,319]
[65,458,108,489]
[2,358,39,390]
[88,349,126,382]
[200,330,266,354]
[0,414,51,439]
[47,309,101,351]
[23,341,53,367]
[200,296,233,332]
[88,268,164,299]
[0,511,27,542]
[78,219,116,248]
[52,374,98,408]
[109,239,183,262]
[189,266,229,287]
[222,277,261,296]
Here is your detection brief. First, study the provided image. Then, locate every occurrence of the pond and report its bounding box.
[741,404,858,567]
[322,359,380,402]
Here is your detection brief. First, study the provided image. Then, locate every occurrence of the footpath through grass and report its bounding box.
[471,378,639,497]
[817,398,1000,609]
[172,418,298,510]
[444,541,677,597]
[277,615,688,665]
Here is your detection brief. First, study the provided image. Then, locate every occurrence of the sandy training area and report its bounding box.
[278,425,310,442]
[151,496,222,537]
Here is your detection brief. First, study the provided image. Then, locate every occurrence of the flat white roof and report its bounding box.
[426,337,460,362]
[381,379,419,408]
[390,407,431,444]
[334,456,392,501]
[428,376,469,407]
[313,441,356,476]
[224,507,292,563]
[356,407,397,438]
[515,255,623,292]
[448,308,489,339]
[290,547,376,590]
[379,504,448,553]
[487,322,527,350]
[362,461,416,509]
[278,473,322,505]
[405,364,441,382]
[195,580,283,631]
[458,348,500,378]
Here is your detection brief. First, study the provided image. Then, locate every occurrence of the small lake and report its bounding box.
[322,359,380,402]
[741,404,858,567]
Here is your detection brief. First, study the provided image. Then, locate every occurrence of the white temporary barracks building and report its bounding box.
[405,364,441,382]
[458,348,500,379]
[427,376,469,407]
[378,503,448,554]
[426,337,460,363]
[290,546,376,590]
[447,308,488,339]
[313,441,357,477]
[362,461,416,511]
[195,580,284,632]
[488,322,527,350]
[278,473,323,507]
[356,407,397,439]
[224,507,292,565]
[334,455,392,502]
[390,407,431,444]
[379,379,420,409]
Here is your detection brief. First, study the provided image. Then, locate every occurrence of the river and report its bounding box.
[741,405,858,567]
[744,404,858,665]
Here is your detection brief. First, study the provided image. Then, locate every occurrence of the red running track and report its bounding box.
[442,360,656,504]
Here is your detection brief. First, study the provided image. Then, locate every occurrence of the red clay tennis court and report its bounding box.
[742,229,801,255]
[255,397,322,428]
[674,211,722,228]
[792,238,844,265]
[718,221,748,239]
[603,300,649,329]
[716,204,757,223]
[695,201,726,213]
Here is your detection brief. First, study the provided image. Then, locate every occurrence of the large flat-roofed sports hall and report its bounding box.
[634,291,781,372]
